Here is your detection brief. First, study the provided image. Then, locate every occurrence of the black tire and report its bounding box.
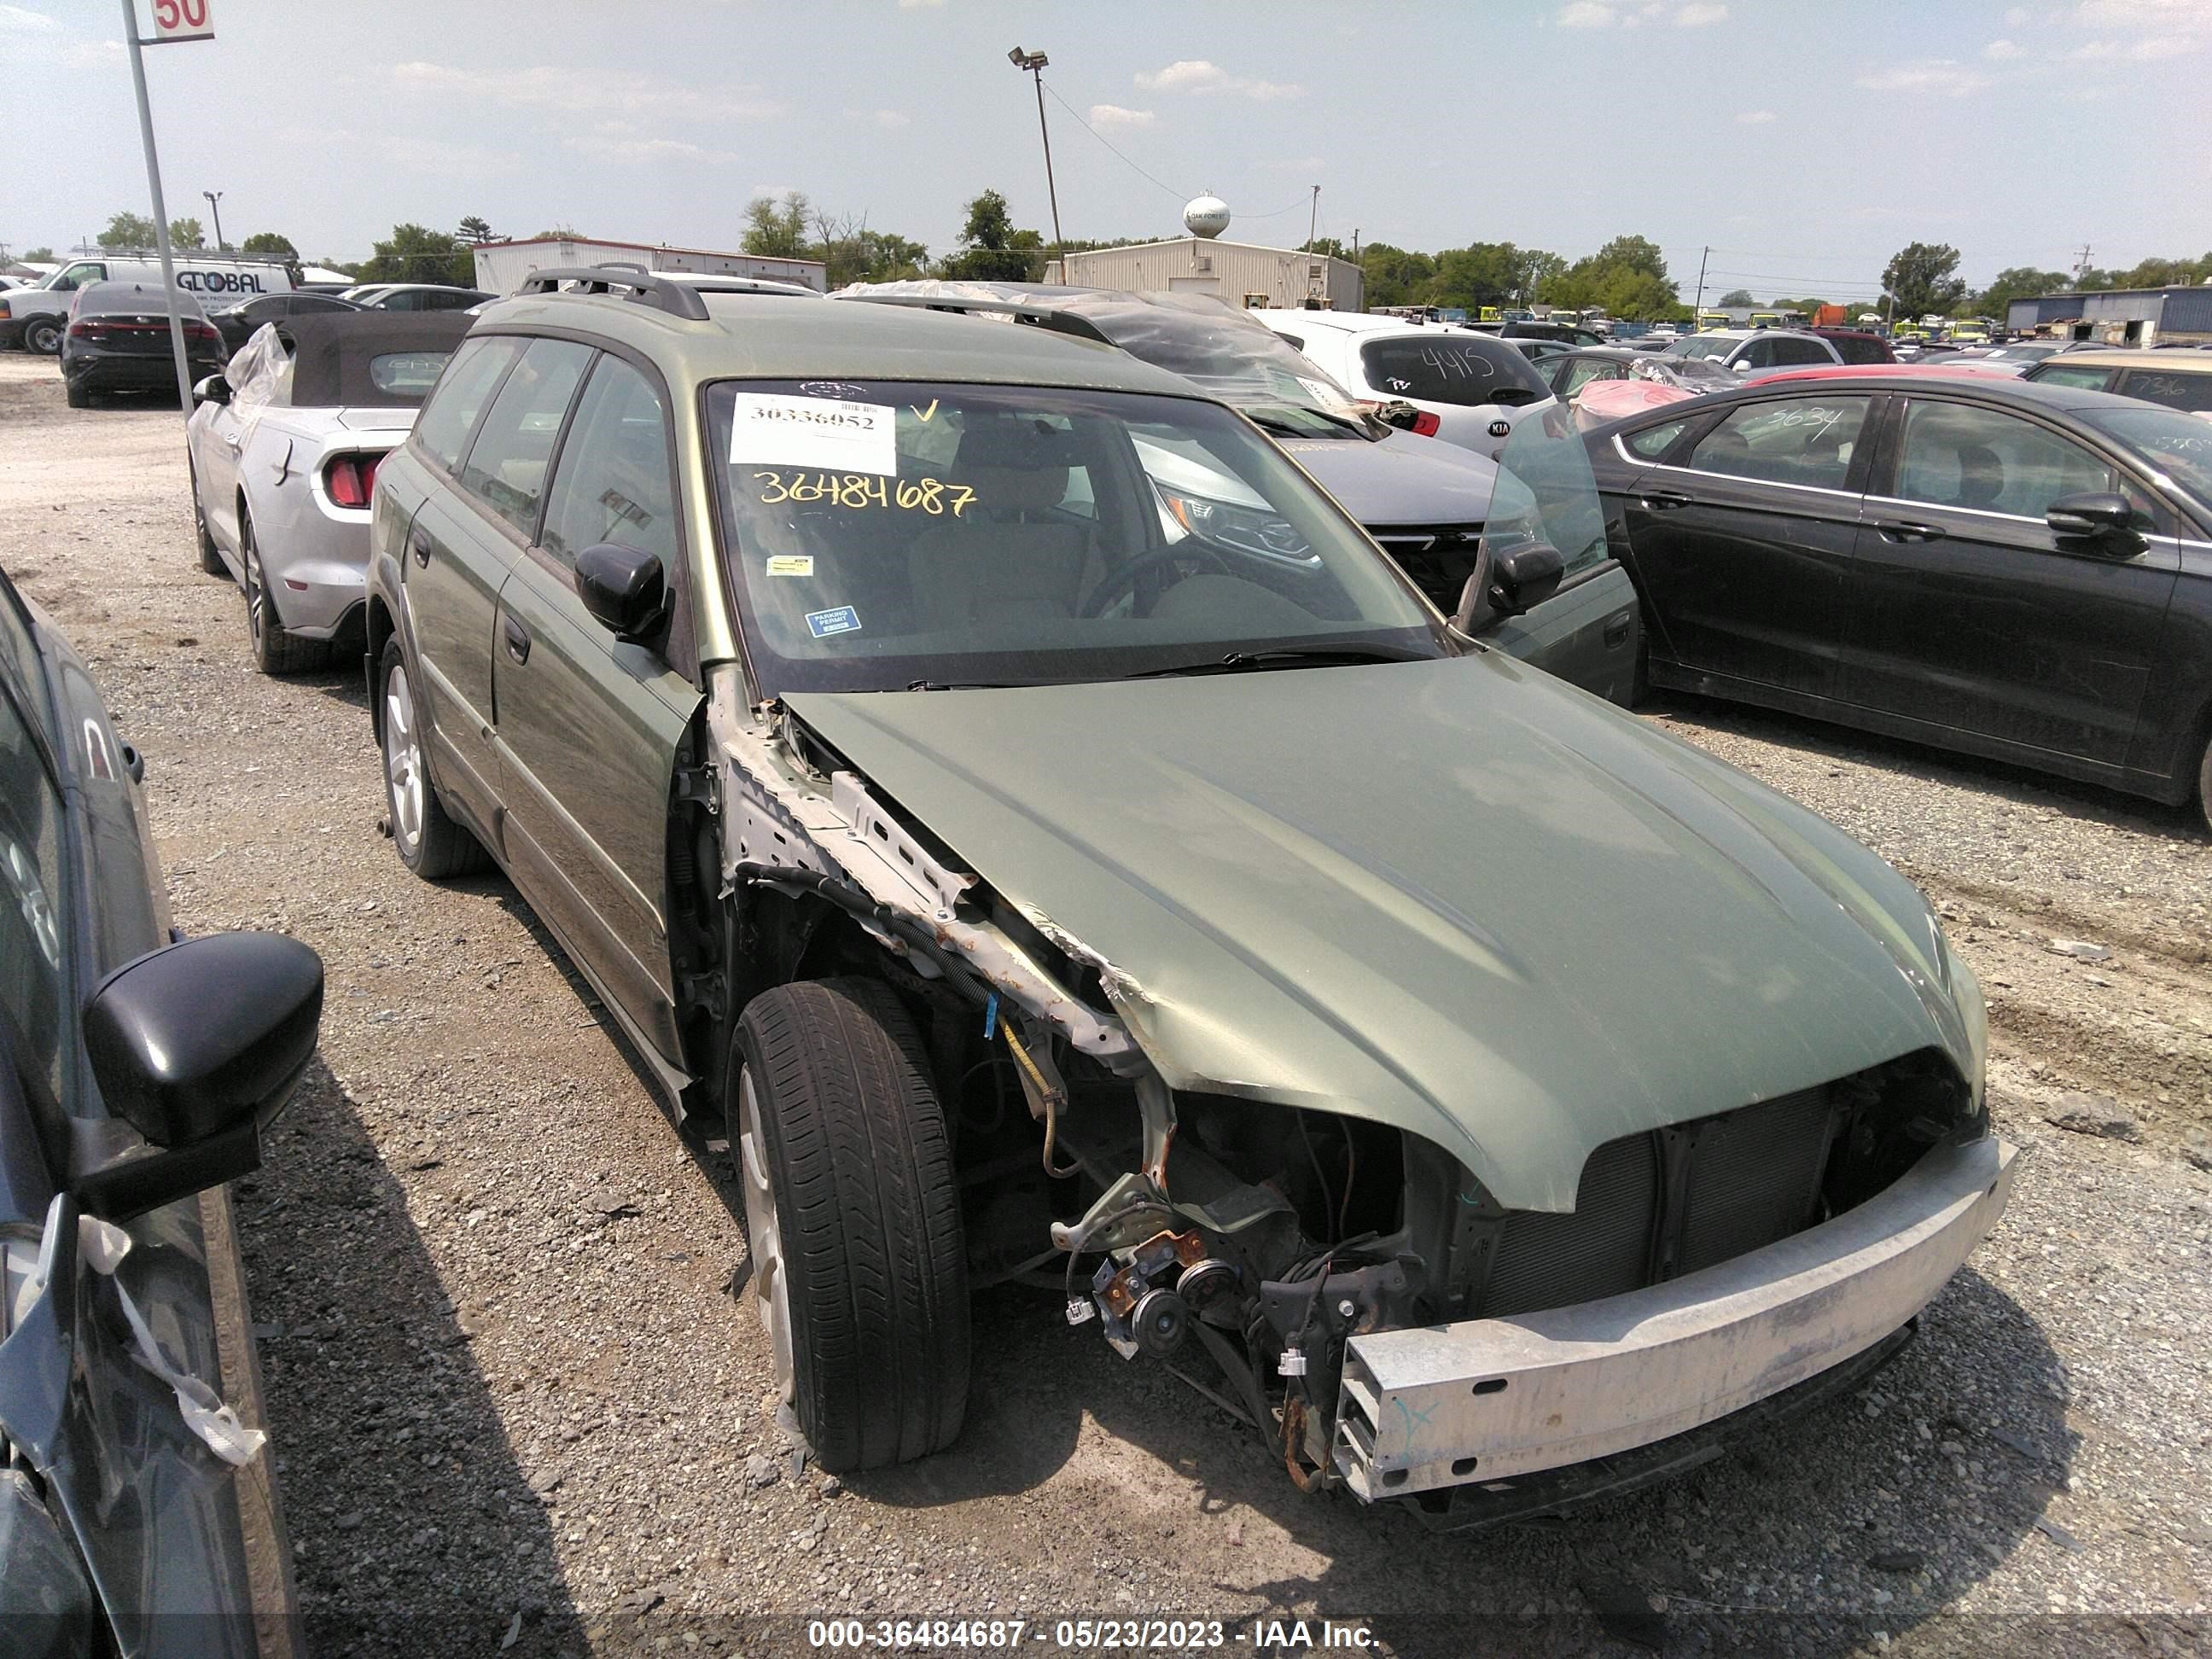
[733,978,969,1472]
[64,379,91,410]
[2197,735,2212,836]
[189,461,226,574]
[23,316,62,356]
[241,511,330,675]
[375,637,491,879]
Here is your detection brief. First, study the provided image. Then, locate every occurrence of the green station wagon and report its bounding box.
[363,268,2013,1522]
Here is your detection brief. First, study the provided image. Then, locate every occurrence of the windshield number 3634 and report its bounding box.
[755,470,975,516]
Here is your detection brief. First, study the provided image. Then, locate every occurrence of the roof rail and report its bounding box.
[834,290,1115,348]
[514,265,711,322]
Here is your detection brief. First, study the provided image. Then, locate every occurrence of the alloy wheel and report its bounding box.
[382,661,426,859]
[736,1067,795,1404]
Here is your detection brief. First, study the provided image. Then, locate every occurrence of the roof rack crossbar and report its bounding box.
[835,291,1115,348]
[515,265,712,322]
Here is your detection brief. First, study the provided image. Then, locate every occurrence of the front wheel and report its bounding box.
[23,317,62,356]
[2197,734,2212,836]
[377,637,491,879]
[733,978,969,1472]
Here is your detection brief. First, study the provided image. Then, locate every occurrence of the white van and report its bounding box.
[0,253,294,354]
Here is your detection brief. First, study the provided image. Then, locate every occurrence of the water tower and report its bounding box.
[1183,195,1231,240]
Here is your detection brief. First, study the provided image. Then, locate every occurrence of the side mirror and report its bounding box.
[192,374,230,407]
[77,933,323,1220]
[2046,492,2141,542]
[1484,542,1568,619]
[574,543,668,641]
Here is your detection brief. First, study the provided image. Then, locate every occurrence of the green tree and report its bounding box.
[1716,288,1755,307]
[241,230,299,262]
[1547,233,1683,321]
[1589,235,1668,282]
[1881,242,1967,320]
[1433,242,1534,311]
[1357,242,1438,309]
[1519,249,1568,303]
[21,246,53,262]
[358,223,474,286]
[168,217,205,249]
[937,189,1045,282]
[818,216,929,288]
[97,211,159,249]
[2111,253,2210,289]
[456,215,497,246]
[533,224,583,240]
[1973,266,2069,317]
[742,192,815,260]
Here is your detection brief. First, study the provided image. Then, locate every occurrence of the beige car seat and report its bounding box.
[907,419,1090,632]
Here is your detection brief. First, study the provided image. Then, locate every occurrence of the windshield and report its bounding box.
[1667,335,1739,360]
[2084,406,2212,503]
[1358,335,1549,408]
[707,380,1447,695]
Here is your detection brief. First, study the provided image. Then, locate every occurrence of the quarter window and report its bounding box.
[540,357,677,569]
[1894,402,2116,519]
[457,339,595,537]
[414,335,521,474]
[2026,364,2115,392]
[1623,418,1691,458]
[1685,396,1871,489]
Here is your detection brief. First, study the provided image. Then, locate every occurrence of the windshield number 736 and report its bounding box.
[754,470,976,516]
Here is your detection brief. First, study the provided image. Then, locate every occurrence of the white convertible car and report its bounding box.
[186,312,469,672]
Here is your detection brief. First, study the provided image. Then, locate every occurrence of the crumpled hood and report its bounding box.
[787,655,1971,1211]
[1273,431,1498,527]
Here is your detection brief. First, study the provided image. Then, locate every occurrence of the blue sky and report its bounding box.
[4,0,2207,300]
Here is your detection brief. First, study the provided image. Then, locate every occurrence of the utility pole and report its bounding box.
[1306,184,1320,251]
[2073,243,2093,287]
[1007,48,1062,248]
[1352,228,1360,260]
[202,189,224,250]
[123,0,197,416]
[1692,245,1709,315]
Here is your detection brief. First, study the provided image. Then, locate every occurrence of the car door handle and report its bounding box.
[410,527,433,568]
[503,614,532,665]
[1639,489,1694,511]
[1874,520,1944,544]
[1604,614,1633,648]
[222,431,242,451]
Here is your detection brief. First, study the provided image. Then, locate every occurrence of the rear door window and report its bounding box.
[414,335,521,474]
[1685,396,1872,489]
[1769,337,1833,366]
[1358,335,1549,407]
[2027,364,2117,392]
[1893,401,2117,519]
[457,339,595,538]
[1831,335,1890,365]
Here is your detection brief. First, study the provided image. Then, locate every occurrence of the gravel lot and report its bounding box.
[4,355,2207,1657]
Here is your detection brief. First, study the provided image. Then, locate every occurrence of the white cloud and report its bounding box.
[1736,108,1777,123]
[0,4,60,32]
[390,61,781,122]
[1982,37,2027,56]
[284,126,521,178]
[2073,0,2212,26]
[897,0,946,8]
[1675,3,1729,24]
[563,133,738,166]
[1133,59,1302,99]
[1855,59,1994,94]
[1557,2,1617,25]
[2067,31,2199,53]
[2004,4,2030,20]
[872,108,910,128]
[1088,103,1155,128]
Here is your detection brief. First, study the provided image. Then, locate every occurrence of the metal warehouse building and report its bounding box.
[2006,282,2212,346]
[1044,236,1364,312]
[472,236,828,295]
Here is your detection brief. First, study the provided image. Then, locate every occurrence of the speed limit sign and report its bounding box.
[150,0,214,41]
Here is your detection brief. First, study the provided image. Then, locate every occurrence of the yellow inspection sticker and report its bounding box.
[765,556,814,576]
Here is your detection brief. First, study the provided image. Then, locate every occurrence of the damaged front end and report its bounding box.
[695,664,2012,1519]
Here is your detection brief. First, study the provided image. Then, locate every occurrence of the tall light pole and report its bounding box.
[1007,47,1062,248]
[202,189,225,250]
[122,0,195,416]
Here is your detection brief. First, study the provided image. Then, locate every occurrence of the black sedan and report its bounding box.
[207,290,361,354]
[1585,373,2212,826]
[60,282,228,409]
[0,564,323,1655]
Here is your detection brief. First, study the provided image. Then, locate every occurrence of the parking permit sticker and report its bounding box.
[729,393,896,476]
[806,606,861,639]
[765,555,814,576]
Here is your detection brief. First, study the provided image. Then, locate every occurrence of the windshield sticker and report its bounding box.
[1296,376,1342,408]
[729,394,896,476]
[798,381,870,400]
[806,606,862,639]
[765,555,814,576]
[754,470,975,516]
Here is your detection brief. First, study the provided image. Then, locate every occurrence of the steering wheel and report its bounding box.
[1080,544,1231,618]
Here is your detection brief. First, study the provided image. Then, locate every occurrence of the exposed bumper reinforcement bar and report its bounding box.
[1335,1136,2017,1502]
